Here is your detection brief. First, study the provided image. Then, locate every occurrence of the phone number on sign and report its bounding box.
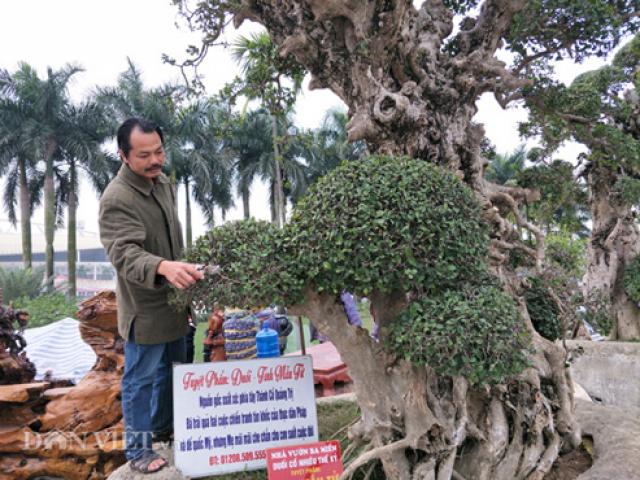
[209,449,267,465]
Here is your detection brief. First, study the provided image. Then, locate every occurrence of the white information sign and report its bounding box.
[173,356,318,477]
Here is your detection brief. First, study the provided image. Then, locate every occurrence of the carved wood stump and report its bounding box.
[0,291,126,479]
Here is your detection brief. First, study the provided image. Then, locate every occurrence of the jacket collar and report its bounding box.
[117,164,169,196]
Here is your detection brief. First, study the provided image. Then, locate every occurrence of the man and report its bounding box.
[99,118,204,474]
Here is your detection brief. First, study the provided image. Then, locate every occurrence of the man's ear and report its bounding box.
[118,149,128,164]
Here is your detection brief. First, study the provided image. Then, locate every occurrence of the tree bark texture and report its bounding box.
[583,167,640,340]
[185,178,193,248]
[43,137,57,291]
[269,180,277,224]
[242,181,251,219]
[271,114,286,228]
[67,161,77,298]
[18,158,32,270]
[230,1,578,478]
[290,289,579,480]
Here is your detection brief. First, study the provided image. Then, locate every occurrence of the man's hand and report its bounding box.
[157,261,204,289]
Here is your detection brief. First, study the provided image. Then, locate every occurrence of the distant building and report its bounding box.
[0,220,115,298]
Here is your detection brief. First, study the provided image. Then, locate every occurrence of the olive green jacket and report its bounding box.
[99,165,189,345]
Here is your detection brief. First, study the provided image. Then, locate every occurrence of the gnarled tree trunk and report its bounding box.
[292,287,578,480]
[583,167,640,340]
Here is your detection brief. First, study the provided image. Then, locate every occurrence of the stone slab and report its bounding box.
[576,399,640,480]
[566,340,640,408]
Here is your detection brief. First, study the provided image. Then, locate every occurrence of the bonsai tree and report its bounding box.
[523,34,640,339]
[180,156,576,479]
[168,1,639,477]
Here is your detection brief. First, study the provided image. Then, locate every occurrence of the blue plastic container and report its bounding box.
[256,323,280,358]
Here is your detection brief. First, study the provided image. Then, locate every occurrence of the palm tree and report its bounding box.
[485,145,527,185]
[295,108,366,189]
[99,61,234,241]
[228,110,308,221]
[57,102,112,296]
[170,100,233,244]
[228,108,273,219]
[230,32,305,227]
[0,92,40,269]
[96,58,182,128]
[0,63,91,290]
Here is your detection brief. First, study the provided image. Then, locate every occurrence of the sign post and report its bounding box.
[173,356,318,477]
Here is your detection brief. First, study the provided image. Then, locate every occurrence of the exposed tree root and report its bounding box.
[293,289,579,480]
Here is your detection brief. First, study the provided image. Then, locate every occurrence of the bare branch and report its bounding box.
[454,0,528,56]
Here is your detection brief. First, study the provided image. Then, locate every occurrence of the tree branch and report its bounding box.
[454,0,528,56]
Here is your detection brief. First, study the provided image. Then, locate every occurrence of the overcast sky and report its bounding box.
[0,1,609,253]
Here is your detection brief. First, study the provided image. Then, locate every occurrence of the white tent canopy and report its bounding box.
[23,318,96,384]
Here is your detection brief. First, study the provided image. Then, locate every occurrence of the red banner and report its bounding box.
[267,440,343,480]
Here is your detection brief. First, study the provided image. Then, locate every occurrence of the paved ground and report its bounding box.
[107,443,187,480]
[576,399,640,480]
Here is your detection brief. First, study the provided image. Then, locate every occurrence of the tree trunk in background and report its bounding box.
[18,158,32,270]
[583,167,640,339]
[241,182,250,219]
[44,137,57,292]
[67,161,77,298]
[269,181,277,224]
[185,178,192,248]
[270,115,285,228]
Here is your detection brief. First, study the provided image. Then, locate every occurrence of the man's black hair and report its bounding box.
[117,117,164,158]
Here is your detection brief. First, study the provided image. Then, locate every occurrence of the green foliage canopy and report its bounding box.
[524,277,562,341]
[0,267,44,303]
[523,34,640,188]
[624,255,640,304]
[288,156,490,297]
[182,219,302,309]
[181,155,531,385]
[517,159,589,235]
[390,286,530,385]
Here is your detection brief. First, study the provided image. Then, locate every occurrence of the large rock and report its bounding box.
[576,400,640,480]
[566,340,640,408]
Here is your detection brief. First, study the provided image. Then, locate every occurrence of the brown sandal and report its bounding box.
[130,451,168,474]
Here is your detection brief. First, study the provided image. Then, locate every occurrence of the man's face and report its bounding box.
[119,127,165,183]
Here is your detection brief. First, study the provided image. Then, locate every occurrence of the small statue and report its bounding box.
[0,304,36,384]
[203,307,226,362]
[0,304,29,355]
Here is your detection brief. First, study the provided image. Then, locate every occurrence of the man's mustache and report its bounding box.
[145,164,163,172]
